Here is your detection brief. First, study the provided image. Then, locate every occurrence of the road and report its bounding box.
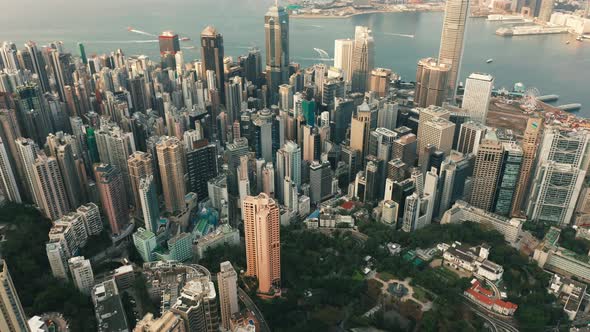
[237,287,271,332]
[462,296,519,332]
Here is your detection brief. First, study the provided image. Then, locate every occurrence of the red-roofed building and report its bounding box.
[341,201,355,210]
[464,280,518,316]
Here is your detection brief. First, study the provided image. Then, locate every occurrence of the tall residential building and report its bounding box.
[0,138,21,203]
[217,261,239,331]
[242,193,281,295]
[15,84,53,146]
[33,154,70,220]
[469,133,504,211]
[94,163,129,236]
[265,3,290,105]
[414,58,450,108]
[171,276,219,332]
[95,124,135,202]
[0,259,29,332]
[512,117,543,216]
[77,203,103,236]
[127,151,153,213]
[186,139,218,201]
[24,41,50,93]
[493,142,523,217]
[68,256,94,294]
[201,26,225,102]
[351,26,374,93]
[334,39,354,83]
[456,121,487,155]
[527,128,590,226]
[46,240,69,281]
[461,73,494,124]
[139,176,160,234]
[157,136,186,213]
[438,0,469,100]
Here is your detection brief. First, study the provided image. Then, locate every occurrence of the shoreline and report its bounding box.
[290,8,444,20]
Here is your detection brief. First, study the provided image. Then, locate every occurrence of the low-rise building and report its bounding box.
[464,279,517,316]
[92,279,129,332]
[548,274,588,320]
[533,227,590,284]
[193,224,240,260]
[443,243,504,281]
[441,200,523,245]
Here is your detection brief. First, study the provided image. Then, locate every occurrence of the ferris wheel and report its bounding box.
[523,87,540,110]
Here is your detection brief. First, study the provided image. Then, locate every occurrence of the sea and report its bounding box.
[1,0,589,115]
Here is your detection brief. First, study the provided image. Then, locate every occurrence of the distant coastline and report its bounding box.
[289,5,445,19]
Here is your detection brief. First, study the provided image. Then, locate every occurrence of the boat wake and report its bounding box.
[383,32,415,38]
[127,27,157,37]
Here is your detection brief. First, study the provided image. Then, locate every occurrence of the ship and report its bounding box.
[486,58,493,63]
[180,37,191,41]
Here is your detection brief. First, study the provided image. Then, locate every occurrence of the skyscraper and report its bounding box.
[33,154,70,220]
[95,163,129,236]
[438,0,469,100]
[369,68,392,97]
[265,3,290,105]
[139,176,160,234]
[0,259,29,332]
[493,142,523,217]
[414,58,450,108]
[538,0,554,21]
[95,124,136,202]
[419,117,455,163]
[511,117,543,216]
[127,151,153,214]
[527,128,590,226]
[334,39,354,83]
[46,240,69,281]
[350,102,373,158]
[0,138,21,203]
[242,193,281,295]
[469,132,504,211]
[24,41,50,93]
[157,136,186,213]
[201,26,225,102]
[15,137,41,206]
[461,73,494,124]
[456,121,487,155]
[68,256,94,294]
[186,139,219,202]
[309,160,332,205]
[351,26,374,93]
[217,261,239,331]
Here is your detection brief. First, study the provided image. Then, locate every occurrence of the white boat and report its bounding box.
[486,58,493,63]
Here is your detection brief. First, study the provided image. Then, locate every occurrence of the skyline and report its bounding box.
[0,2,588,109]
[0,0,589,331]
